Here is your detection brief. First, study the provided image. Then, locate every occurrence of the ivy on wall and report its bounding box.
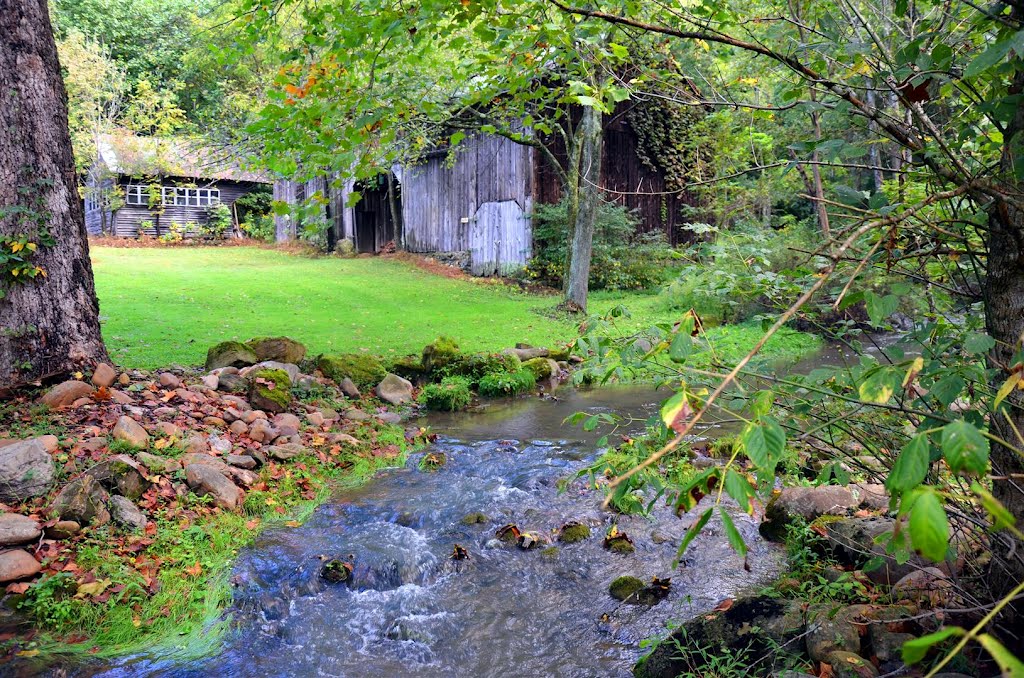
[0,178,56,297]
[627,98,709,198]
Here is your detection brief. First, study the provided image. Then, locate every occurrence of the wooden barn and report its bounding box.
[84,135,271,238]
[274,106,700,276]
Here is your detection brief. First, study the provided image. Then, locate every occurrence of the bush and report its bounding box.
[521,198,675,291]
[439,352,521,384]
[418,376,472,411]
[201,204,233,238]
[478,369,536,397]
[318,353,386,389]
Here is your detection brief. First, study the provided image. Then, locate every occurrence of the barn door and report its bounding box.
[469,200,530,276]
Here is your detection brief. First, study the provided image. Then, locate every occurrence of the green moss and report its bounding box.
[461,512,489,525]
[418,452,446,471]
[318,353,386,389]
[389,355,429,380]
[440,352,521,383]
[204,341,257,370]
[521,357,553,380]
[248,368,292,412]
[558,522,591,543]
[421,336,461,372]
[708,435,739,459]
[245,336,306,363]
[547,347,570,361]
[541,546,560,558]
[477,369,536,397]
[610,575,645,601]
[418,377,472,411]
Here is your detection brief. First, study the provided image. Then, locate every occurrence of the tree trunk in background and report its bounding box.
[0,0,108,388]
[564,104,603,312]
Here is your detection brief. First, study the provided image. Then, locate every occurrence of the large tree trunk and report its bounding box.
[0,0,108,388]
[563,104,603,312]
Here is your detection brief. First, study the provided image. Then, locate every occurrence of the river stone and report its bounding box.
[824,651,878,678]
[377,412,402,425]
[86,454,150,500]
[609,575,644,601]
[185,464,242,509]
[111,416,149,449]
[0,550,41,582]
[806,606,860,661]
[271,413,301,436]
[376,373,414,405]
[823,516,943,585]
[508,346,549,361]
[266,443,306,461]
[205,341,258,371]
[51,475,111,526]
[243,361,301,384]
[39,380,95,409]
[45,520,81,540]
[870,627,914,663]
[0,439,56,503]
[91,363,117,388]
[339,378,361,398]
[761,484,889,541]
[226,454,257,469]
[344,408,370,421]
[137,452,182,475]
[109,495,148,531]
[181,453,234,476]
[890,567,952,607]
[248,419,276,442]
[217,373,248,393]
[0,514,42,546]
[246,337,306,364]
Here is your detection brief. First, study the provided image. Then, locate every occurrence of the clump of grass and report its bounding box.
[477,369,536,397]
[418,377,472,411]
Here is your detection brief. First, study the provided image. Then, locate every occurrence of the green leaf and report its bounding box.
[660,391,691,431]
[740,417,785,471]
[901,627,963,664]
[864,291,899,326]
[965,36,1014,78]
[669,332,693,363]
[719,508,747,557]
[750,390,774,418]
[941,420,989,475]
[978,633,1024,676]
[964,332,995,355]
[908,489,950,562]
[674,507,713,565]
[724,468,755,513]
[886,434,929,495]
[971,481,1016,530]
[858,367,901,404]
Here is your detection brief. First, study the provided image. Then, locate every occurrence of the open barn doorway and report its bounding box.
[353,172,402,253]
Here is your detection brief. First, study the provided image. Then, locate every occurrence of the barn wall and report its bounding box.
[110,178,264,238]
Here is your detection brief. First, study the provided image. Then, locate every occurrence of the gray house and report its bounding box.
[84,134,271,238]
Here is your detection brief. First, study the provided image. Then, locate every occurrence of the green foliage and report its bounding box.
[523,199,674,291]
[521,357,553,380]
[0,179,57,296]
[439,352,522,384]
[317,353,386,389]
[477,369,536,397]
[235,188,275,241]
[418,377,472,411]
[421,336,461,373]
[202,204,233,239]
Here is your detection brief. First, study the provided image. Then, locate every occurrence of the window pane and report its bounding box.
[210,190,221,204]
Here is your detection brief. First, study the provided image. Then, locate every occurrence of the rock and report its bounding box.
[824,517,943,586]
[824,651,878,678]
[0,439,56,503]
[208,434,232,455]
[327,432,361,446]
[419,452,446,471]
[158,372,181,389]
[339,378,361,398]
[266,443,306,461]
[377,412,402,425]
[0,514,42,546]
[461,512,489,525]
[0,550,41,582]
[118,372,131,386]
[344,408,370,421]
[508,347,549,361]
[376,373,414,405]
[226,454,257,469]
[229,420,248,435]
[71,397,93,408]
[246,336,306,364]
[109,495,148,531]
[111,416,149,449]
[36,435,58,452]
[558,522,591,543]
[180,453,234,475]
[272,412,301,435]
[217,373,248,393]
[137,452,182,475]
[870,627,914,663]
[39,380,95,409]
[185,465,242,509]
[91,363,117,388]
[50,475,110,526]
[228,467,258,487]
[85,454,150,500]
[155,422,180,438]
[891,567,952,607]
[609,575,644,601]
[248,367,292,413]
[45,520,80,539]
[202,374,219,390]
[248,419,276,442]
[321,559,353,584]
[243,361,300,384]
[521,357,554,380]
[318,354,386,389]
[761,484,889,541]
[806,606,861,661]
[205,341,258,371]
[109,389,134,405]
[307,411,325,427]
[184,434,209,455]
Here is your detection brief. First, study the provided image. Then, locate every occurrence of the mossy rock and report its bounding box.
[321,559,353,584]
[708,435,739,459]
[442,352,521,383]
[246,336,306,364]
[547,347,570,361]
[522,357,554,380]
[558,521,591,544]
[419,378,472,411]
[421,336,460,372]
[541,546,560,559]
[248,368,292,413]
[609,575,645,601]
[318,354,386,389]
[461,512,489,525]
[389,355,429,380]
[205,341,257,370]
[419,452,446,471]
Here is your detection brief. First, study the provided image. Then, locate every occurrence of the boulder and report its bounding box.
[891,567,953,607]
[508,346,549,361]
[339,377,361,398]
[202,374,219,390]
[185,465,242,509]
[870,627,914,663]
[226,454,257,469]
[109,496,148,531]
[50,475,111,526]
[242,361,301,384]
[0,513,42,546]
[85,454,150,500]
[761,484,889,541]
[111,415,149,449]
[271,412,301,436]
[344,408,370,421]
[158,372,180,388]
[91,363,117,388]
[609,575,644,601]
[246,336,306,364]
[247,368,292,413]
[45,520,81,540]
[39,380,95,409]
[521,357,554,380]
[824,516,946,585]
[824,651,878,678]
[806,606,861,661]
[317,354,386,389]
[377,412,402,425]
[0,550,41,582]
[217,373,248,393]
[266,443,306,461]
[205,341,258,370]
[137,452,182,475]
[181,453,234,476]
[248,419,276,442]
[0,439,56,503]
[36,435,59,452]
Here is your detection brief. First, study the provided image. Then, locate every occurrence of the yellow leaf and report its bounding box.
[76,579,112,598]
[154,438,172,449]
[903,356,924,387]
[26,242,37,252]
[10,241,23,253]
[17,650,39,658]
[73,371,84,380]
[994,372,1022,409]
[284,520,302,528]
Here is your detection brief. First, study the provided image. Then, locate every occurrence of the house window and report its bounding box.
[124,185,221,208]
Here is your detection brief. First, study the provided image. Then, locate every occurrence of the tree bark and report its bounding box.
[0,0,108,388]
[564,104,603,312]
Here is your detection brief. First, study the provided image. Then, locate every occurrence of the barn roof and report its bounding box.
[96,134,271,184]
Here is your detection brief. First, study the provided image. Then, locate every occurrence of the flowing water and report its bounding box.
[84,387,785,678]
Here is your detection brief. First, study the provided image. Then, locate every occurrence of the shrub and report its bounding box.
[478,369,536,397]
[318,354,386,389]
[418,376,472,411]
[521,198,675,291]
[201,204,233,238]
[440,352,521,384]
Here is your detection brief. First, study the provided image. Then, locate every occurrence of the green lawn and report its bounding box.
[91,247,818,369]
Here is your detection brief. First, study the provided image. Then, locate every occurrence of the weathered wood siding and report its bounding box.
[83,176,114,236]
[109,178,263,238]
[400,133,533,272]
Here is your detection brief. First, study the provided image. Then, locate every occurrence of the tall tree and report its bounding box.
[1,0,108,387]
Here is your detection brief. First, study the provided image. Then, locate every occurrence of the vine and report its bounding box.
[0,177,56,298]
[627,98,708,198]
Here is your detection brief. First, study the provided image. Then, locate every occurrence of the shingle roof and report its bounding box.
[96,134,271,184]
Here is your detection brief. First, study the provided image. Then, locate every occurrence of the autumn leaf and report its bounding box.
[714,598,734,612]
[184,562,203,577]
[284,520,302,528]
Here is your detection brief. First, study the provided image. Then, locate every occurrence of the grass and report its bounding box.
[90,246,819,369]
